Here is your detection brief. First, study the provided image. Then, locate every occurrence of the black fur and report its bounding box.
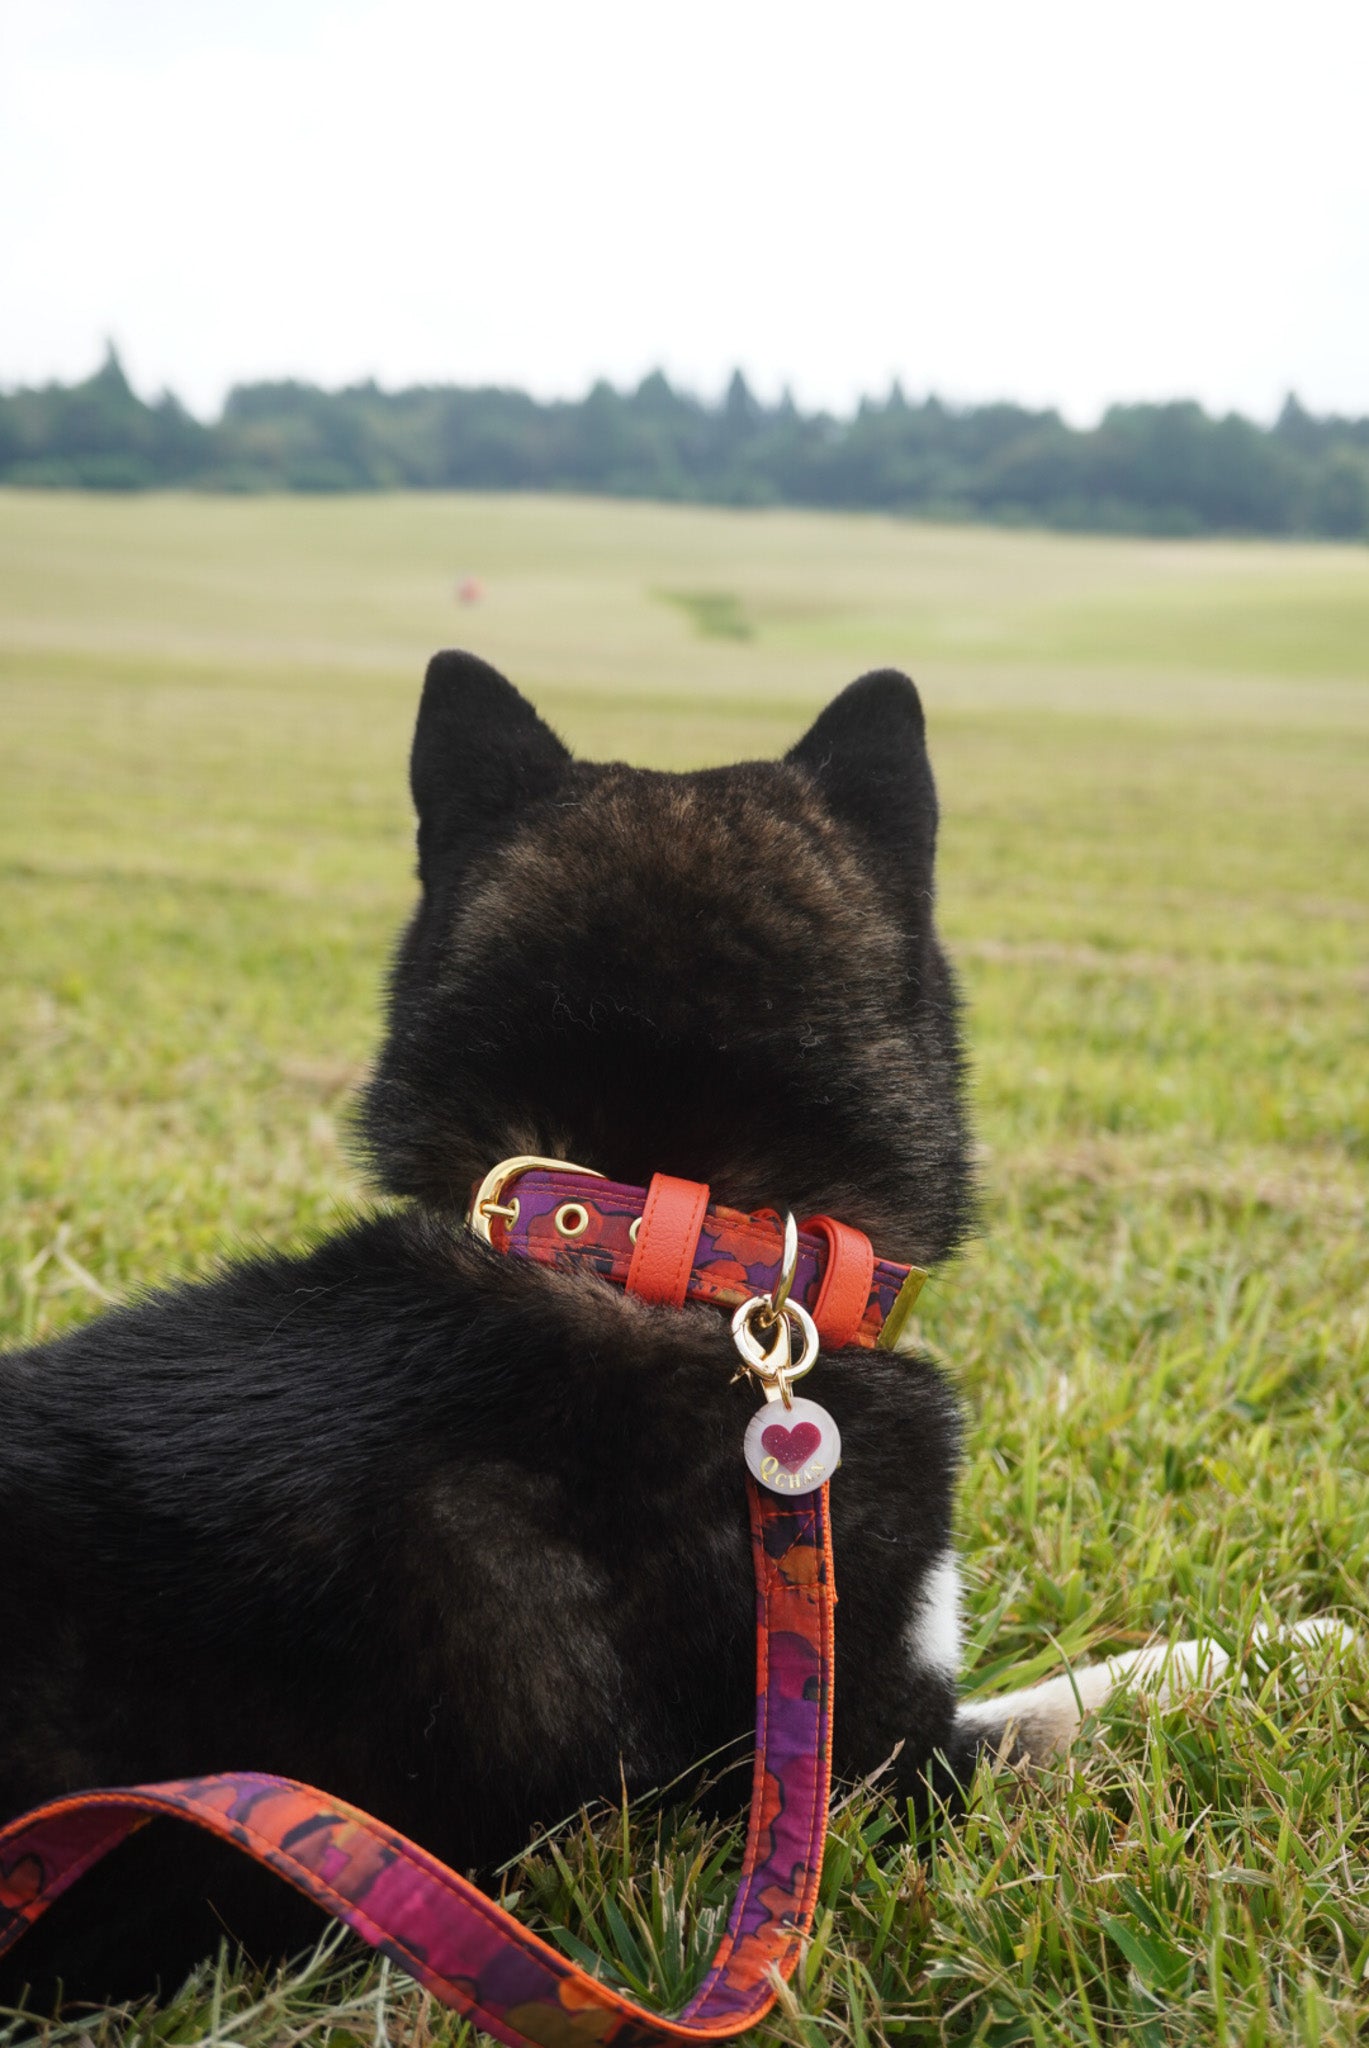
[0,655,972,2009]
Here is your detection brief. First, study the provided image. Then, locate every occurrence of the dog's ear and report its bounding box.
[410,651,571,888]
[787,669,938,873]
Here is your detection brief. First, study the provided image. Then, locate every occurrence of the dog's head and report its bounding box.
[360,653,972,1265]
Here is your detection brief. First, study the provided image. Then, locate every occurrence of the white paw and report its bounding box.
[954,1615,1360,1765]
[1106,1615,1359,1704]
[1265,1616,1359,1658]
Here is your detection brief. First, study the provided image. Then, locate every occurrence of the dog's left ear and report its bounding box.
[411,651,571,889]
[787,669,938,874]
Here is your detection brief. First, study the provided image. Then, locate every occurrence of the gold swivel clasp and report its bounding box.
[730,1212,819,1409]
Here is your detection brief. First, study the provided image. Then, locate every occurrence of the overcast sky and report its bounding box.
[3,0,1367,424]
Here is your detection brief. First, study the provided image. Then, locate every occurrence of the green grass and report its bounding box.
[1,491,1367,2045]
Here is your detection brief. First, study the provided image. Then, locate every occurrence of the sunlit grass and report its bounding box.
[1,492,1367,2043]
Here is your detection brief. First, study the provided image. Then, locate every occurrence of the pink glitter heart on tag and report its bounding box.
[761,1421,822,1471]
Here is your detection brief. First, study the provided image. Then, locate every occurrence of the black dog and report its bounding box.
[4,654,1223,2010]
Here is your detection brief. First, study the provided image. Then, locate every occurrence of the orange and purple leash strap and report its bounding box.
[0,1485,833,2046]
[1,1166,861,2042]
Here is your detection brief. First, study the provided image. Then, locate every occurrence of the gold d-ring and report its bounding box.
[771,1211,798,1319]
[469,1155,605,1245]
[752,1211,799,1331]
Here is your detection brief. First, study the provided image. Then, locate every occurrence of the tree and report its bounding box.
[1308,453,1369,539]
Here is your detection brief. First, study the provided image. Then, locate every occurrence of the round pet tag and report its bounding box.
[744,1396,841,1497]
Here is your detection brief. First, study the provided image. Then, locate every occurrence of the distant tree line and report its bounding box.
[3,345,1368,540]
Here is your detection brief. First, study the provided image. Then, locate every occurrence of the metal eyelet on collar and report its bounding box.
[554,1201,590,1238]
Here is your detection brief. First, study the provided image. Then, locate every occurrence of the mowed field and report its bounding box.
[1,490,1367,2045]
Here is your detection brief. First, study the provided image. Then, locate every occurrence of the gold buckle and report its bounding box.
[468,1154,606,1246]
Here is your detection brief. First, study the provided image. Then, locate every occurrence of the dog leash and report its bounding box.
[0,1165,901,2043]
[0,1488,832,2044]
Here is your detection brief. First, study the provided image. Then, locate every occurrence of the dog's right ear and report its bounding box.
[787,669,938,874]
[410,651,571,889]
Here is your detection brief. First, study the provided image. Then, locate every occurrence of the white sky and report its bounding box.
[2,0,1367,425]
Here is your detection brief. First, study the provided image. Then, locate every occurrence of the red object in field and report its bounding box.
[456,576,484,605]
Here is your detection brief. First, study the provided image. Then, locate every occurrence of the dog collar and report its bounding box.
[469,1154,927,1354]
